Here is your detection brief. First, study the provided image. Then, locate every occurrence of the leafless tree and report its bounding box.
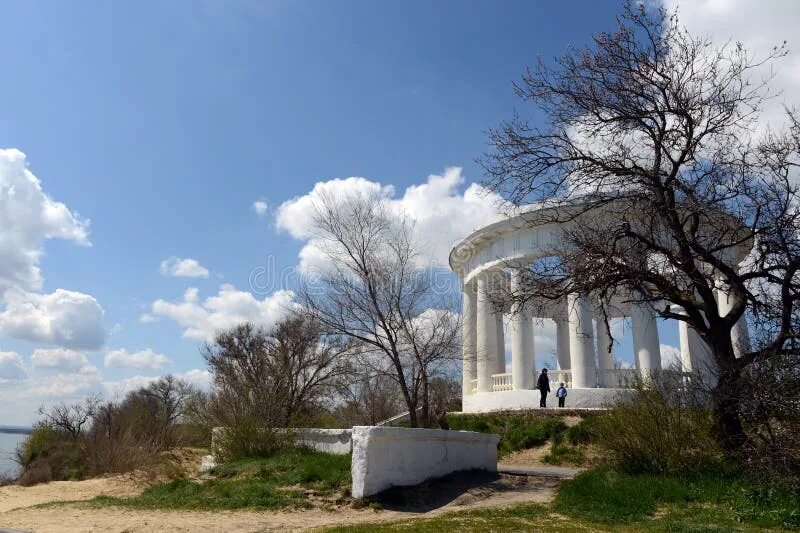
[203,312,349,428]
[300,191,460,427]
[333,373,405,426]
[481,3,798,456]
[37,395,101,440]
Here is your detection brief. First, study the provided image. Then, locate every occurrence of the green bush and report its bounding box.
[564,416,597,445]
[16,426,88,485]
[593,380,722,475]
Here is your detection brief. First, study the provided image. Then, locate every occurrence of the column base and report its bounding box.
[462,388,631,412]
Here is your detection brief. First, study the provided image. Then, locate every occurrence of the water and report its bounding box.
[0,431,27,479]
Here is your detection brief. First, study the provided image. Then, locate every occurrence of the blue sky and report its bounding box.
[0,1,796,424]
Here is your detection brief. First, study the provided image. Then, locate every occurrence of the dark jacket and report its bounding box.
[537,373,550,393]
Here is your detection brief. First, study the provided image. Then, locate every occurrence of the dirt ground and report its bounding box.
[0,470,562,532]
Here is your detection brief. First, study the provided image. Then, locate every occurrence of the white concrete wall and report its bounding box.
[461,388,629,412]
[211,427,352,456]
[292,428,352,455]
[351,426,499,498]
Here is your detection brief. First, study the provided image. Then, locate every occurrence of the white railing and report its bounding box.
[470,379,478,394]
[491,373,513,391]
[598,368,638,388]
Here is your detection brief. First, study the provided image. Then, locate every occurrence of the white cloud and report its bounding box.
[179,368,212,390]
[275,168,505,271]
[0,351,25,382]
[0,150,105,351]
[160,257,210,278]
[31,348,91,372]
[148,285,297,341]
[0,149,90,292]
[0,288,106,350]
[103,368,212,398]
[665,0,800,135]
[660,343,682,370]
[104,348,171,370]
[103,375,160,398]
[26,369,102,397]
[252,200,269,217]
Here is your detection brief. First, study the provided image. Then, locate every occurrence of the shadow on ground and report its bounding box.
[371,470,556,513]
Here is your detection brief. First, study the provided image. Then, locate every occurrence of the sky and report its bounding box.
[0,0,798,425]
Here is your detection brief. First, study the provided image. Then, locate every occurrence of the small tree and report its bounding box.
[482,3,798,455]
[203,312,348,429]
[300,191,460,427]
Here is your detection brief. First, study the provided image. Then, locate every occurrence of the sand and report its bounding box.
[0,469,562,532]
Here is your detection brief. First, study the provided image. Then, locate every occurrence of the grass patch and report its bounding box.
[447,413,569,456]
[325,468,800,532]
[92,447,351,511]
[553,466,800,528]
[542,442,587,466]
[325,503,554,532]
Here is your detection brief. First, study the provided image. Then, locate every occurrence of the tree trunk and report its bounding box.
[421,371,430,428]
[711,337,749,456]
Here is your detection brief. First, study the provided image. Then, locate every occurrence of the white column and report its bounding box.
[677,312,693,373]
[595,316,614,387]
[495,312,506,374]
[631,301,661,378]
[475,274,497,393]
[510,271,535,390]
[555,318,571,371]
[716,275,751,358]
[568,293,595,388]
[461,282,477,397]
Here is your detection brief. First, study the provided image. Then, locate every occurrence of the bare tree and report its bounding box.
[37,396,101,440]
[300,191,460,427]
[481,3,798,455]
[203,312,349,428]
[333,373,405,426]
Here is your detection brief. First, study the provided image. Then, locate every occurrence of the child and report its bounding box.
[556,382,568,408]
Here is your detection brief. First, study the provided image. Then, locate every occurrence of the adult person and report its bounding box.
[556,382,568,408]
[537,368,550,408]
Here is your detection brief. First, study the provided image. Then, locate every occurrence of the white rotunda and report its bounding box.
[449,200,751,412]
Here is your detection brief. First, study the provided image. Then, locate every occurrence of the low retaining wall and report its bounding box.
[351,426,499,498]
[292,428,352,455]
[462,388,630,412]
[211,427,352,456]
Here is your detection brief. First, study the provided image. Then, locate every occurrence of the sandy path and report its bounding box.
[0,473,560,532]
[0,475,147,513]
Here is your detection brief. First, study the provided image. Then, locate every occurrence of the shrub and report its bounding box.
[447,412,569,456]
[211,420,291,463]
[594,376,722,475]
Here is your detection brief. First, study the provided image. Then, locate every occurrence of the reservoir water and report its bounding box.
[0,430,28,479]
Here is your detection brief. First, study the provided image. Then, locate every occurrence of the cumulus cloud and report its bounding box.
[665,0,800,135]
[0,149,90,292]
[103,368,212,398]
[252,200,268,217]
[0,351,25,382]
[660,343,682,370]
[0,288,106,350]
[0,149,106,351]
[26,367,103,397]
[147,285,297,341]
[275,168,505,271]
[159,257,210,278]
[104,348,171,370]
[31,348,91,373]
